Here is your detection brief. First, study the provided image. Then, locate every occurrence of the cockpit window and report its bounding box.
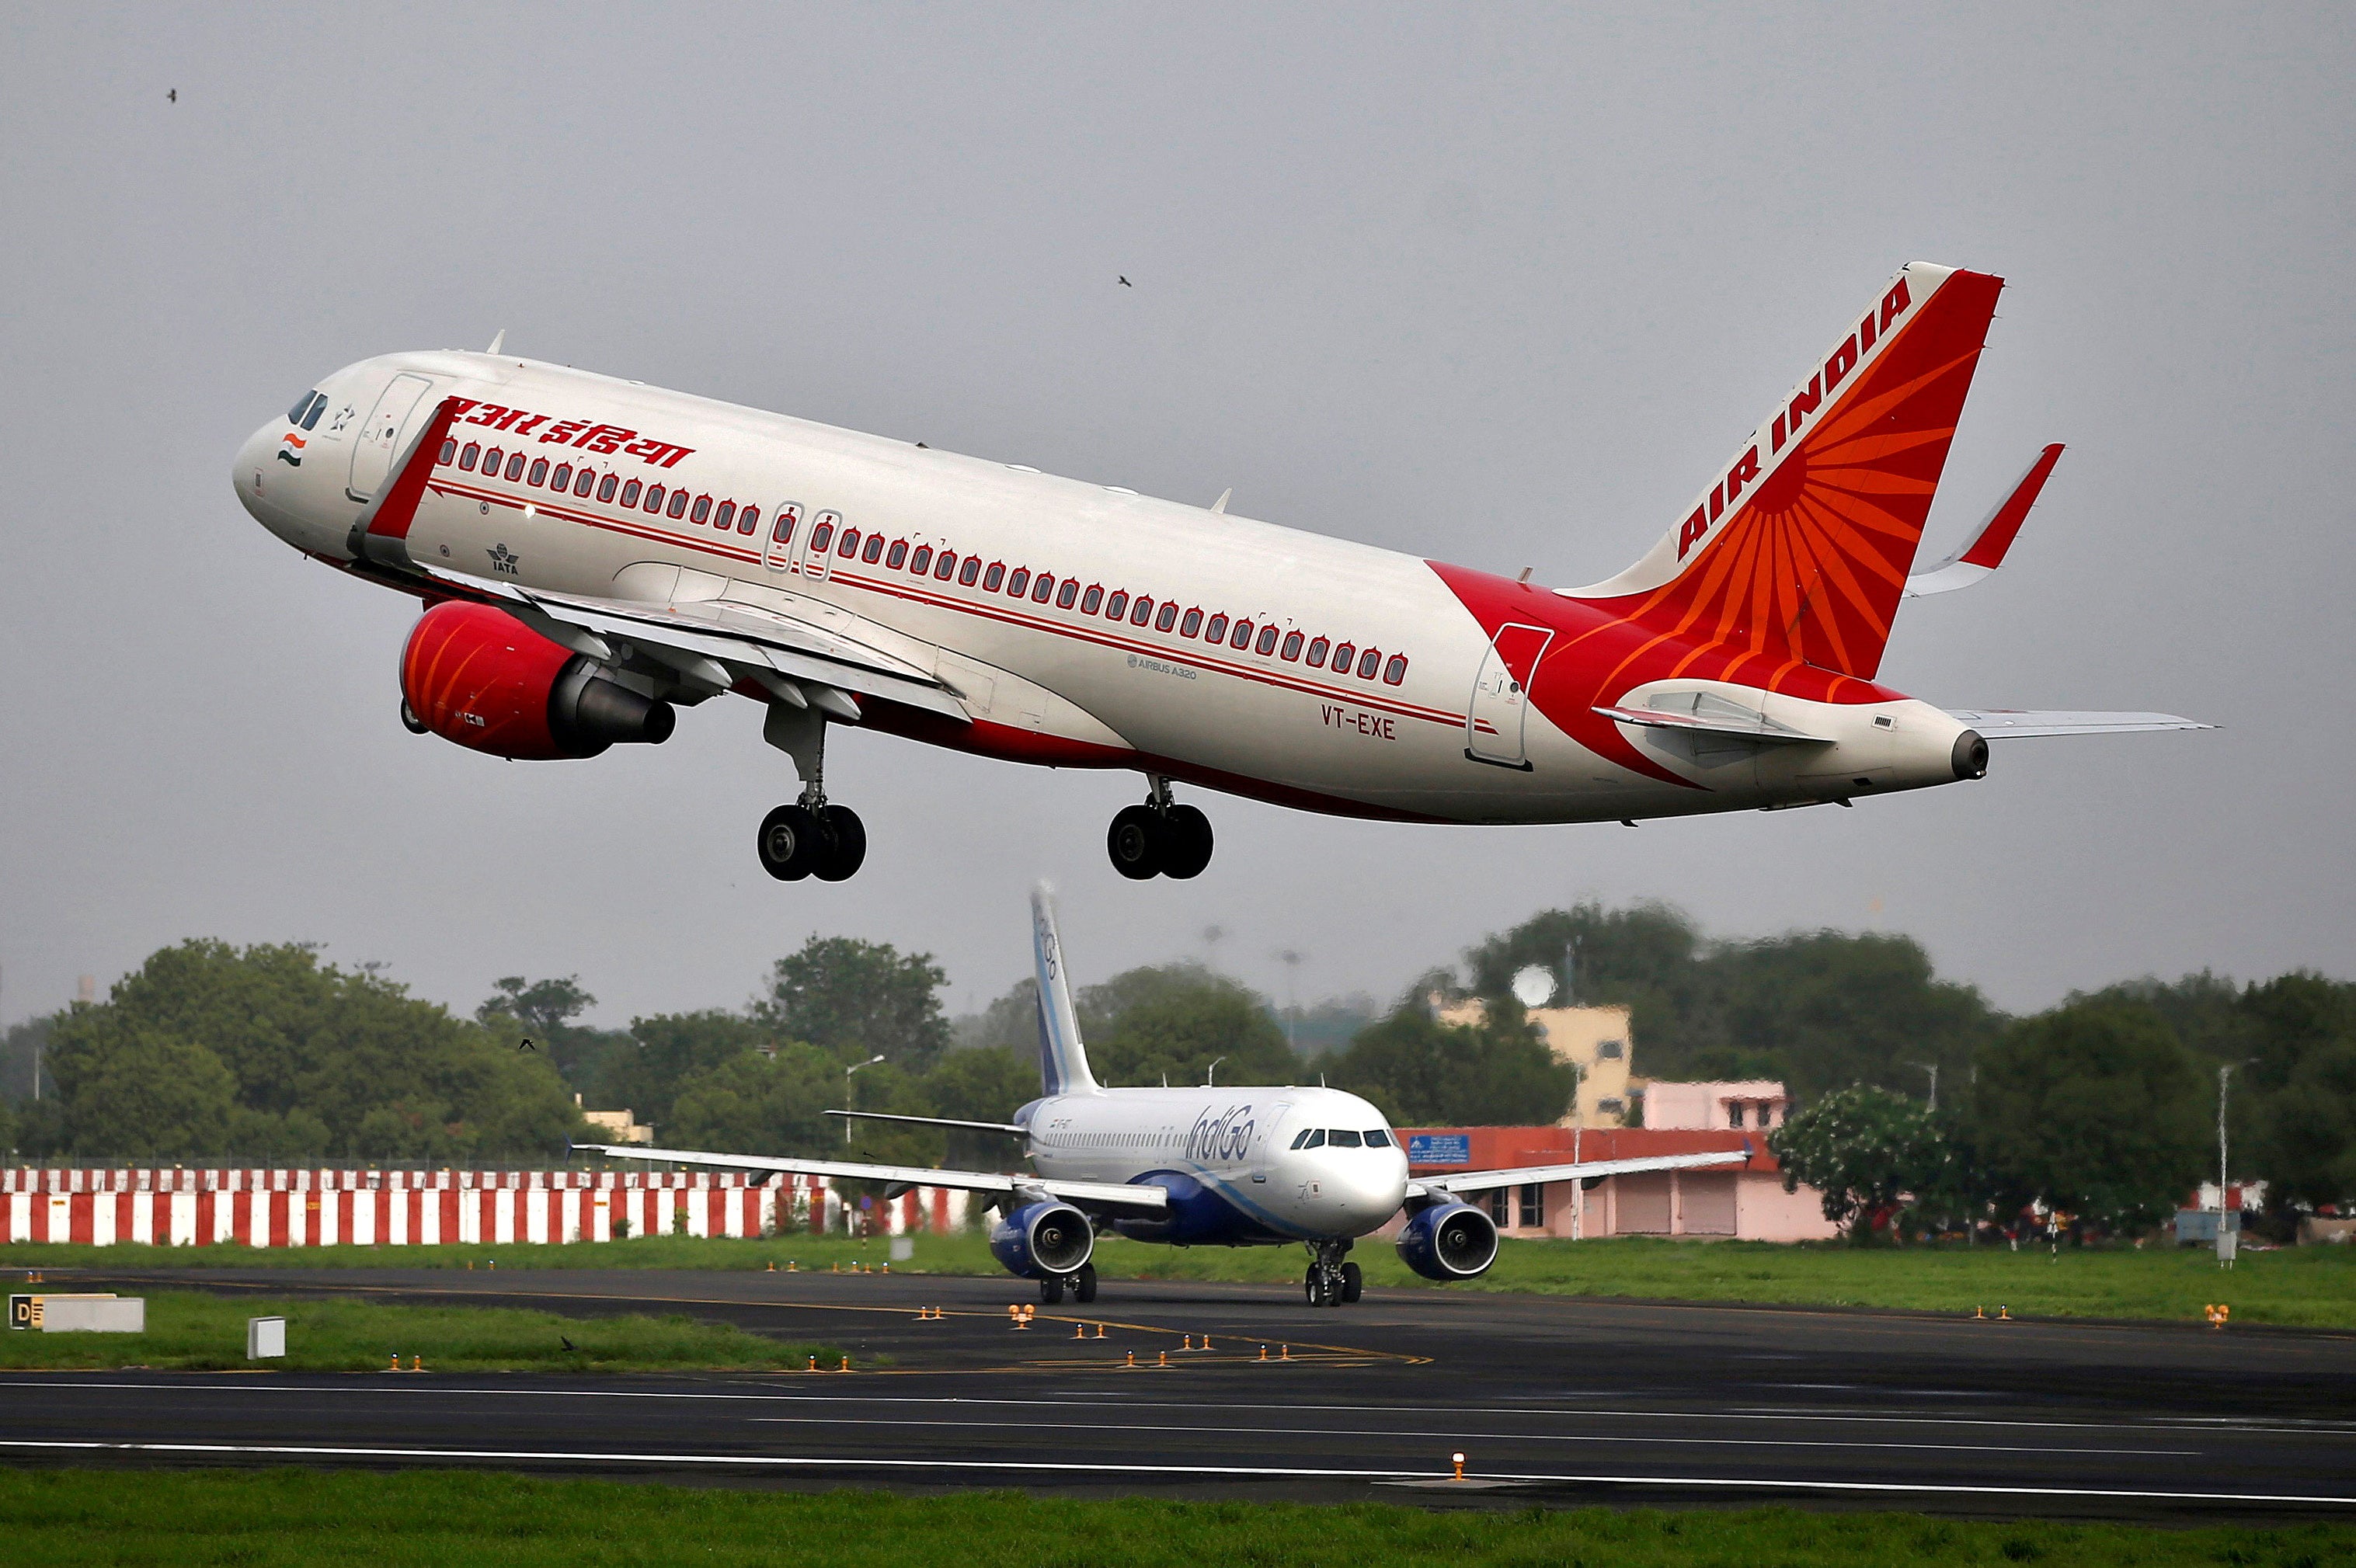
[288,391,318,424]
[1328,1128,1364,1148]
[1364,1128,1393,1147]
[1291,1128,1325,1149]
[302,395,327,430]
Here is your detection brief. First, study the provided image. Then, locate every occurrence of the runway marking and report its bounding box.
[6,1380,2346,1441]
[739,1413,2195,1457]
[1,1438,2349,1508]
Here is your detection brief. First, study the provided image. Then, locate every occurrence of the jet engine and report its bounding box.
[399,601,675,760]
[987,1199,1094,1280]
[1394,1199,1500,1281]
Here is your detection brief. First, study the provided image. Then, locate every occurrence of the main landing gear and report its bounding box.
[1040,1264,1098,1306]
[1106,776,1213,881]
[757,703,867,882]
[1303,1240,1362,1308]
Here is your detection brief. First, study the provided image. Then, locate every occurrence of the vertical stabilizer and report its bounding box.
[1030,885,1099,1096]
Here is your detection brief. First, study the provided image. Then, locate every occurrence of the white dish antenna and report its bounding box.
[1511,965,1557,1009]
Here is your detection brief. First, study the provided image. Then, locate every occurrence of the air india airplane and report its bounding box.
[583,888,1754,1307]
[233,262,2202,882]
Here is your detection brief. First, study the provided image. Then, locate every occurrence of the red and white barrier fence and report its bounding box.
[0,1168,971,1247]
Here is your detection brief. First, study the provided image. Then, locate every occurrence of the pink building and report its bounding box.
[1641,1079,1790,1132]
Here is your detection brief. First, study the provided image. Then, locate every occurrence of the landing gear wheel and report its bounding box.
[1161,805,1213,879]
[1040,1276,1066,1306]
[756,804,825,881]
[399,700,428,735]
[1107,803,1165,880]
[1340,1262,1362,1304]
[813,803,867,881]
[1075,1264,1098,1304]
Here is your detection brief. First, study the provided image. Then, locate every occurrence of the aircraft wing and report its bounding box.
[1945,708,2213,739]
[423,566,972,721]
[1406,1147,1752,1200]
[1905,443,2064,597]
[574,1142,1168,1214]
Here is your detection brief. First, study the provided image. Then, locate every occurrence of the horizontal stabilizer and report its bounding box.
[823,1109,1030,1137]
[1594,695,1828,746]
[1946,708,2213,739]
[1906,443,2065,597]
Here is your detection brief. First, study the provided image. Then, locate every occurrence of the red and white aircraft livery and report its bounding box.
[234,263,2203,881]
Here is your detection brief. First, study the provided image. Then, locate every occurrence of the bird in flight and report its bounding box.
[517,1038,537,1052]
[1118,276,1131,287]
[167,89,176,103]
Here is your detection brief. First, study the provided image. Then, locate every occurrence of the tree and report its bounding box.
[1077,965,1298,1088]
[1767,1085,1946,1240]
[1970,999,2209,1227]
[1715,931,1999,1100]
[1324,1002,1575,1126]
[477,975,624,1091]
[925,1044,1040,1167]
[593,1010,772,1135]
[753,937,952,1071]
[54,1027,236,1158]
[667,1045,841,1155]
[952,978,1041,1054]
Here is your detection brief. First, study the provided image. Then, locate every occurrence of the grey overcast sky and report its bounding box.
[2,5,2350,1033]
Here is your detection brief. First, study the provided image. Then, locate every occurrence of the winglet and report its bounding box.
[1030,884,1098,1096]
[1906,443,2064,596]
[486,329,506,355]
[346,397,465,571]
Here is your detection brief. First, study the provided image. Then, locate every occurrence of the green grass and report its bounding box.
[0,1289,837,1372]
[0,1469,2351,1566]
[8,1231,2351,1330]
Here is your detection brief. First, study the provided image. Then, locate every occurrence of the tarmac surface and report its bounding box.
[6,1264,2354,1521]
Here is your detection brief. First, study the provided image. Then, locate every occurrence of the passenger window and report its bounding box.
[910,545,932,574]
[1105,590,1129,620]
[437,439,457,465]
[644,484,666,513]
[934,551,955,580]
[667,489,690,519]
[691,494,711,523]
[1081,585,1104,614]
[771,509,795,544]
[550,463,572,492]
[1383,655,1408,685]
[575,468,596,498]
[1155,601,1178,631]
[835,528,857,557]
[1056,579,1078,609]
[1331,641,1355,673]
[886,541,908,568]
[862,534,885,563]
[1358,647,1380,679]
[1256,624,1279,655]
[620,478,642,507]
[597,473,617,501]
[809,520,833,552]
[505,453,526,481]
[714,501,734,530]
[1282,631,1303,661]
[528,458,549,487]
[1007,568,1030,596]
[1205,614,1228,643]
[1364,1128,1392,1147]
[1328,1128,1362,1148]
[1130,596,1153,626]
[1230,619,1253,649]
[1300,1128,1326,1149]
[959,557,981,586]
[301,395,327,431]
[482,446,503,475]
[983,562,1005,590]
[738,505,759,535]
[1033,573,1055,603]
[459,442,480,471]
[1180,608,1202,638]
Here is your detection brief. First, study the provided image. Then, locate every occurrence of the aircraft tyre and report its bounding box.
[1107,804,1165,880]
[1341,1262,1362,1303]
[1040,1275,1066,1306]
[756,805,826,881]
[399,699,429,735]
[1161,805,1213,879]
[1075,1264,1098,1303]
[813,804,867,881]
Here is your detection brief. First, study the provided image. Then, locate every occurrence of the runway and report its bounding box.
[7,1267,2354,1521]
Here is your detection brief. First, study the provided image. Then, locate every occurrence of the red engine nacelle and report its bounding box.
[399,600,676,760]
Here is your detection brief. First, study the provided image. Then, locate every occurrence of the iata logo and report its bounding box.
[487,543,521,575]
[1676,276,1916,560]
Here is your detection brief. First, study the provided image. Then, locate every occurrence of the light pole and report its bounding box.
[2216,1060,2252,1264]
[1911,1062,1940,1114]
[844,1054,885,1145]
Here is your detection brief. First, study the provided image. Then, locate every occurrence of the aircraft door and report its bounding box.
[762,503,803,572]
[1252,1102,1291,1184]
[799,509,840,581]
[346,374,435,502]
[1465,624,1554,769]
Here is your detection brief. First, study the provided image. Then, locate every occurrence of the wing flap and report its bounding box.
[575,1142,1166,1213]
[1947,708,2214,738]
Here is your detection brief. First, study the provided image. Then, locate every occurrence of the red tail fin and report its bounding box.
[1576,263,2004,681]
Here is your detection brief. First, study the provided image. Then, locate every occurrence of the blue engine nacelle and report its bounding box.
[1394,1200,1500,1281]
[988,1199,1095,1280]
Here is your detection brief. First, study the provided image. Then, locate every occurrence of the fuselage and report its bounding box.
[235,349,1977,823]
[1015,1083,1408,1245]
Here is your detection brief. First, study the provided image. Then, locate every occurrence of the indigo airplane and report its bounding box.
[579,888,1747,1307]
[235,262,2202,885]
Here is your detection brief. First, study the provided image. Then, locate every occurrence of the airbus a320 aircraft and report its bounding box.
[582,888,1749,1307]
[235,263,2201,882]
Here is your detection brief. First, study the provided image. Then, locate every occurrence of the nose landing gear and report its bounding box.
[757,701,867,882]
[1106,776,1213,881]
[1303,1241,1360,1307]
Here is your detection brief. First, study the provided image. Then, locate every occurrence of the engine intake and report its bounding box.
[401,601,674,760]
[988,1199,1094,1280]
[1395,1199,1500,1281]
